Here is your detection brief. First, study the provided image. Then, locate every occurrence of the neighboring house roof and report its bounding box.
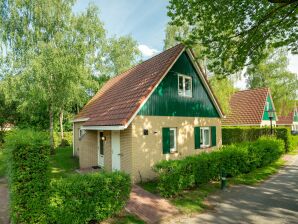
[222,87,274,126]
[277,108,297,125]
[75,44,224,129]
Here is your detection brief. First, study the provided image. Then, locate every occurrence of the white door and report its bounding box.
[111,130,121,171]
[98,131,104,167]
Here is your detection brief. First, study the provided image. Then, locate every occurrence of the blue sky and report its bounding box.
[73,0,297,89]
[73,0,169,57]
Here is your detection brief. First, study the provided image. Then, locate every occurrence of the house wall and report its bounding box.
[73,122,112,169]
[260,120,276,127]
[130,115,222,183]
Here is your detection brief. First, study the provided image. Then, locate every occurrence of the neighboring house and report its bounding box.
[73,44,224,182]
[222,88,277,127]
[0,123,14,131]
[277,107,298,133]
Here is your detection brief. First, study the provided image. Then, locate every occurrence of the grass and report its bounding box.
[50,146,79,179]
[140,181,219,214]
[0,149,7,178]
[229,158,285,185]
[107,213,145,224]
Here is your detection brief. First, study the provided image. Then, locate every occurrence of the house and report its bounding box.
[73,44,224,182]
[222,88,277,127]
[277,107,298,133]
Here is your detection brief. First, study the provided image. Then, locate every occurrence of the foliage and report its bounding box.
[167,0,298,76]
[49,172,131,224]
[50,146,79,179]
[109,213,145,224]
[245,49,298,115]
[222,127,293,152]
[208,77,237,114]
[230,158,285,185]
[154,137,284,197]
[0,1,141,149]
[4,129,50,224]
[0,149,7,178]
[54,132,73,147]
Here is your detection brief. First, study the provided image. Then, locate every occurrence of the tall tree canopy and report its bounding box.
[167,0,298,76]
[0,0,140,150]
[246,49,298,115]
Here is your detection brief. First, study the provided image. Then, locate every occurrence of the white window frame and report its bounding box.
[79,128,86,140]
[200,127,211,148]
[169,128,177,153]
[178,74,192,97]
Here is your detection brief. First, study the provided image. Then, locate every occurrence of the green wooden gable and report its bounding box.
[294,109,298,122]
[138,52,220,117]
[262,94,276,121]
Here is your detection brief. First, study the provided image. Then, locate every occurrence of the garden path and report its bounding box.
[125,185,179,224]
[0,178,8,224]
[166,153,298,224]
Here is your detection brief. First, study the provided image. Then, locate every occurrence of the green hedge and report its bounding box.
[49,172,131,224]
[154,137,284,197]
[222,127,293,152]
[5,129,51,223]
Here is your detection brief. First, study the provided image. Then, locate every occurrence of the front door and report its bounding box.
[111,130,121,171]
[98,131,104,167]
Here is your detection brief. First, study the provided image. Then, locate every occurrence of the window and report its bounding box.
[200,127,210,147]
[178,74,192,97]
[79,128,86,139]
[169,128,177,152]
[266,102,270,111]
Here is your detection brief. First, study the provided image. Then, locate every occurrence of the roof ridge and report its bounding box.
[235,87,269,93]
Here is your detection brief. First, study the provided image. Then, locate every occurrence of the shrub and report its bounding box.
[5,129,50,224]
[222,127,292,152]
[154,137,284,197]
[54,131,73,147]
[49,172,131,224]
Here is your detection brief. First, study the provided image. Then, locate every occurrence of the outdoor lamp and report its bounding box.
[101,136,106,141]
[267,109,275,135]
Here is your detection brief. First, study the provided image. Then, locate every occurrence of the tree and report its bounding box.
[245,49,298,115]
[209,77,237,114]
[0,1,141,152]
[167,0,298,76]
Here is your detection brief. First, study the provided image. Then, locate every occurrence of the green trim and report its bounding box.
[194,127,201,149]
[138,53,220,118]
[162,128,170,154]
[211,126,216,147]
[262,94,276,121]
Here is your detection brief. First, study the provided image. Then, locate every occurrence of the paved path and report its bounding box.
[0,178,8,224]
[125,185,179,224]
[167,154,298,224]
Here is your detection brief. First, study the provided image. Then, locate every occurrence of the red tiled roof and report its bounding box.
[222,87,270,126]
[277,108,297,125]
[75,44,185,126]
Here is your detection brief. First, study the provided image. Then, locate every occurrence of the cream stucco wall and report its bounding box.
[74,115,222,182]
[130,115,222,182]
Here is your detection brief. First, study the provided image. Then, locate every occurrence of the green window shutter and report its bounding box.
[162,128,170,154]
[211,126,216,147]
[194,127,200,149]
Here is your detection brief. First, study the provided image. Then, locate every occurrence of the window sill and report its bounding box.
[200,145,211,149]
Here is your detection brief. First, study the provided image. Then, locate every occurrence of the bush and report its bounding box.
[54,131,73,147]
[154,137,284,197]
[5,129,50,224]
[0,131,5,143]
[49,172,131,224]
[222,127,292,152]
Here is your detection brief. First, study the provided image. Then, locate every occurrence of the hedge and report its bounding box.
[5,129,51,223]
[49,172,131,224]
[154,137,284,197]
[222,127,293,152]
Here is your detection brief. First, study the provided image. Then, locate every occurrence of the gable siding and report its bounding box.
[138,52,219,118]
[262,94,276,121]
[294,110,298,122]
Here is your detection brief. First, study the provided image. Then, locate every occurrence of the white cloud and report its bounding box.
[138,44,160,58]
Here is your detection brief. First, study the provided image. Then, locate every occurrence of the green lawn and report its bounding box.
[50,146,79,179]
[108,213,145,224]
[0,149,7,178]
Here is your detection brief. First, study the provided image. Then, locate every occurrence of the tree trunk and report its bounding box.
[49,105,55,154]
[59,110,64,142]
